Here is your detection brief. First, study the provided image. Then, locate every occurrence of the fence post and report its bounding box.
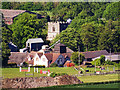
[20,67,21,72]
[37,68,38,73]
[34,67,35,72]
[28,67,30,72]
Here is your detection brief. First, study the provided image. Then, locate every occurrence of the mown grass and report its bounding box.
[2,66,119,83]
[36,82,120,88]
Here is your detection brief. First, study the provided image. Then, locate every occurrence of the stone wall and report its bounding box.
[47,22,69,41]
[2,75,83,88]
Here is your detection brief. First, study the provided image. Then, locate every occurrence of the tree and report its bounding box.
[9,12,48,49]
[98,20,120,52]
[60,28,84,51]
[50,28,84,51]
[99,55,105,65]
[102,2,119,20]
[92,55,105,66]
[91,58,101,66]
[80,22,98,51]
[2,14,12,66]
[71,52,85,65]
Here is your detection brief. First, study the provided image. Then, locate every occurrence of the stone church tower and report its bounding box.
[47,21,69,41]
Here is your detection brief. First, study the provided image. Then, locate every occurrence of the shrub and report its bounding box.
[67,63,75,67]
[30,65,45,68]
[22,62,28,67]
[59,64,63,67]
[50,63,58,67]
[105,60,114,65]
[50,72,57,78]
[7,63,17,68]
[50,72,68,78]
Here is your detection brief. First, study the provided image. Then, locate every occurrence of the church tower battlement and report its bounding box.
[47,21,69,41]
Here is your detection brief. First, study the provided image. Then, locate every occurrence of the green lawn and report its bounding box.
[37,82,119,88]
[2,66,120,83]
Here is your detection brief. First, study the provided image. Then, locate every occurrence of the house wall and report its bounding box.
[105,55,120,61]
[33,54,40,66]
[92,54,120,62]
[40,55,48,67]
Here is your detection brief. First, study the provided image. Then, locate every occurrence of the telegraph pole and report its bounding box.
[110,48,111,61]
[78,45,80,66]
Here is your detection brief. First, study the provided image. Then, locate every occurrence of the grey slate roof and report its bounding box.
[81,50,109,59]
[0,9,26,17]
[26,38,44,43]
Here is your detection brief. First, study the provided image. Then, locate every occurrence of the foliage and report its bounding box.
[7,63,17,68]
[2,16,12,67]
[9,12,48,49]
[71,52,85,65]
[50,28,84,51]
[80,22,99,51]
[92,55,105,66]
[66,63,75,67]
[2,2,120,61]
[102,2,120,20]
[91,59,101,66]
[22,62,29,67]
[99,55,105,65]
[104,60,114,65]
[50,63,58,67]
[98,20,120,52]
[50,72,67,78]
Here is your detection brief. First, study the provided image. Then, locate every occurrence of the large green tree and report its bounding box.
[80,22,99,51]
[9,12,48,49]
[71,52,85,65]
[102,2,119,20]
[2,15,12,66]
[50,28,84,51]
[98,20,120,52]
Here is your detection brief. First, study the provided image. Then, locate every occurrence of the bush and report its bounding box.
[50,72,68,78]
[50,72,57,78]
[7,63,17,68]
[59,64,63,67]
[105,60,114,65]
[22,62,28,67]
[50,63,58,67]
[30,65,45,68]
[66,63,75,67]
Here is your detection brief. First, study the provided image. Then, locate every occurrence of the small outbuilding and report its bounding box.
[26,38,44,51]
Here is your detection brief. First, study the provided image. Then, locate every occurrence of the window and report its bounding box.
[28,43,29,46]
[53,26,55,31]
[36,58,39,61]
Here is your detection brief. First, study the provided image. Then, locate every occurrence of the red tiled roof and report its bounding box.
[44,53,53,61]
[0,9,26,18]
[61,53,72,58]
[51,53,60,64]
[80,50,109,59]
[28,53,36,60]
[37,53,43,58]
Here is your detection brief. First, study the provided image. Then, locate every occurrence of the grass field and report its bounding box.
[37,82,119,88]
[2,66,120,83]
